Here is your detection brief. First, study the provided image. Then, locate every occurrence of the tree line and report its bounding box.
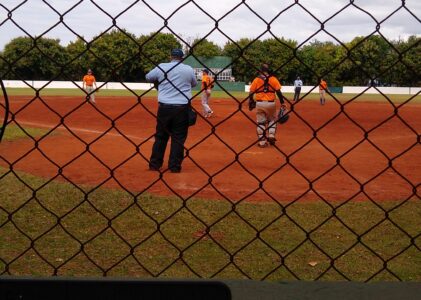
[0,30,419,86]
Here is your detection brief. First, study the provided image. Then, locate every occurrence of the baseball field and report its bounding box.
[0,89,420,280]
[1,90,420,202]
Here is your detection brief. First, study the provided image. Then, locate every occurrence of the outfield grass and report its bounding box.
[1,124,51,141]
[2,87,157,97]
[0,167,420,280]
[3,88,420,104]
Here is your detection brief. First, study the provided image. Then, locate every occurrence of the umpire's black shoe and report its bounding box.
[149,166,161,171]
[170,168,181,173]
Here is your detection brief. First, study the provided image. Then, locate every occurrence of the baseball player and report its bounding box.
[248,64,287,148]
[82,69,98,103]
[293,76,303,102]
[319,78,329,105]
[201,69,214,118]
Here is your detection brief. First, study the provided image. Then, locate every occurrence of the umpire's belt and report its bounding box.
[159,102,188,107]
[256,100,275,102]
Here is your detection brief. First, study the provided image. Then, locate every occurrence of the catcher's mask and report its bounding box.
[278,107,289,124]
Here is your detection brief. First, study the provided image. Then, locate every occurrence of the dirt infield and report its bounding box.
[1,95,420,203]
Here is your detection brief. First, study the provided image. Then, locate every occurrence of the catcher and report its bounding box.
[248,63,288,148]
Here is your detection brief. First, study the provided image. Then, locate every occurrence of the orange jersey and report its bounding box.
[83,74,96,86]
[249,75,281,101]
[319,80,327,90]
[201,74,213,90]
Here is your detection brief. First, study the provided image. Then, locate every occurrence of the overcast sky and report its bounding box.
[0,0,420,51]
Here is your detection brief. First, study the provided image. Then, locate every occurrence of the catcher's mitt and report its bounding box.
[248,98,256,111]
[277,107,289,124]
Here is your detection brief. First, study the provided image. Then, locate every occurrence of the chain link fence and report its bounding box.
[0,1,420,282]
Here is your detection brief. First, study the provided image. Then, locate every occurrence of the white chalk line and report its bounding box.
[6,120,266,154]
[10,120,151,143]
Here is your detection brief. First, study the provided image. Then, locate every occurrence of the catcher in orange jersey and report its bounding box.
[248,64,287,148]
[82,69,98,103]
[201,69,214,118]
[319,78,329,105]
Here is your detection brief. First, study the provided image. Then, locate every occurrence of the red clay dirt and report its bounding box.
[1,95,420,203]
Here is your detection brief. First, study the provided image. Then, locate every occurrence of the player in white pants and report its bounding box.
[248,64,287,147]
[201,69,214,118]
[82,69,98,103]
[256,101,277,147]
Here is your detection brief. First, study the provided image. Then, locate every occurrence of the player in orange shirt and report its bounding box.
[248,64,287,148]
[319,78,329,105]
[82,69,98,103]
[201,69,214,118]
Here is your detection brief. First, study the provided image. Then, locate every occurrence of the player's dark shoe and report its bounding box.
[267,137,276,146]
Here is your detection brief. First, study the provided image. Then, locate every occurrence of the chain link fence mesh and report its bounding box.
[0,1,420,281]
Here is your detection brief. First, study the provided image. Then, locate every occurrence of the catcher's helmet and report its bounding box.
[278,107,289,124]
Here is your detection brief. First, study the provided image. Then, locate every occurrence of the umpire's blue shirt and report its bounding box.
[146,60,197,105]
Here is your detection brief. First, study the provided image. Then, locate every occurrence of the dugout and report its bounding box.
[184,55,246,92]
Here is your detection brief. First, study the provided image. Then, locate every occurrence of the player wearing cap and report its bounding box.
[82,69,98,103]
[201,69,214,118]
[319,78,329,105]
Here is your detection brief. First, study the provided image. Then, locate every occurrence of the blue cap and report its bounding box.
[171,49,184,58]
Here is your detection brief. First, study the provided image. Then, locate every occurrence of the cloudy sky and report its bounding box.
[0,0,420,50]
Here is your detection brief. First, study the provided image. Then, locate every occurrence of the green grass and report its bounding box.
[0,167,420,280]
[1,124,51,141]
[3,87,157,97]
[3,88,420,104]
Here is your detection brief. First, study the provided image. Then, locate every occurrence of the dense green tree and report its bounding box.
[385,35,421,86]
[223,38,265,83]
[138,32,182,74]
[296,40,343,86]
[189,38,222,58]
[260,38,298,84]
[337,35,393,86]
[0,32,419,86]
[0,36,68,80]
[65,37,92,81]
[225,38,329,84]
[85,29,141,82]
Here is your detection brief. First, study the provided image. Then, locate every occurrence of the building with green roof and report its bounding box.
[184,56,245,91]
[184,56,234,81]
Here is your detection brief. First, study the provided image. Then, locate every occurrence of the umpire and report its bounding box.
[293,76,303,102]
[146,49,197,173]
